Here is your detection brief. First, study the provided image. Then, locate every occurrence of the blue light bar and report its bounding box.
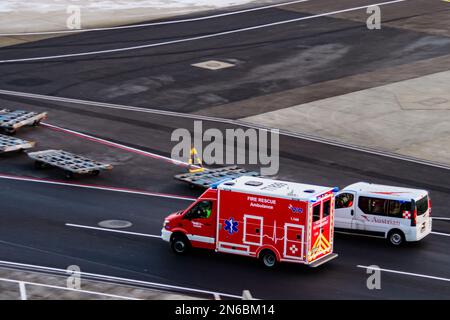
[210,178,233,189]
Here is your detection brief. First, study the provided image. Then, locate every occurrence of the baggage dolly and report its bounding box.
[0,109,47,135]
[0,134,35,153]
[175,166,260,189]
[28,149,113,179]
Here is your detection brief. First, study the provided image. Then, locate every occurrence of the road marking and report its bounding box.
[334,231,384,239]
[0,259,243,299]
[0,0,406,63]
[431,231,450,237]
[358,265,450,283]
[66,223,162,239]
[1,89,448,171]
[41,122,196,168]
[0,173,196,201]
[0,0,311,36]
[432,217,450,221]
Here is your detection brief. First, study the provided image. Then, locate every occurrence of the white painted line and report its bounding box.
[431,231,450,237]
[66,223,162,239]
[334,231,384,239]
[432,217,450,221]
[1,89,448,171]
[0,277,139,300]
[358,265,450,283]
[0,0,311,36]
[0,173,196,201]
[0,259,244,299]
[0,0,406,63]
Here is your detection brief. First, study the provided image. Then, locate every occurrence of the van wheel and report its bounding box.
[260,250,277,268]
[171,235,190,255]
[388,230,404,246]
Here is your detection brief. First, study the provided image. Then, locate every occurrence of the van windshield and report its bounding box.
[416,196,429,216]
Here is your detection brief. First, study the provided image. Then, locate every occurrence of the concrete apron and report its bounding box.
[243,69,450,166]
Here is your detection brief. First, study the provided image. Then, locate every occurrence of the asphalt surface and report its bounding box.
[0,0,449,299]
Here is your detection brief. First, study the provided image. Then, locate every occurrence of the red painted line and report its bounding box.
[41,122,196,168]
[0,173,196,201]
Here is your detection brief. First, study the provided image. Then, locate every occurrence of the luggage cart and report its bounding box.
[28,150,113,179]
[0,134,35,153]
[174,166,260,189]
[0,109,47,135]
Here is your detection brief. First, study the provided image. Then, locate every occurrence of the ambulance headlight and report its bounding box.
[163,220,169,227]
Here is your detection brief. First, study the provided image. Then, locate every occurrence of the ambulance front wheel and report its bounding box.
[388,229,405,246]
[260,250,277,268]
[171,234,190,255]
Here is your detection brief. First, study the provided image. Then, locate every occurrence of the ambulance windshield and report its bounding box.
[186,201,212,219]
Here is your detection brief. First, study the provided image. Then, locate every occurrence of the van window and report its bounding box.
[313,204,321,222]
[416,196,429,216]
[323,199,331,218]
[335,193,354,209]
[388,200,411,218]
[358,197,387,216]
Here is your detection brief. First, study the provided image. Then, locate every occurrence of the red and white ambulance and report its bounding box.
[161,176,338,268]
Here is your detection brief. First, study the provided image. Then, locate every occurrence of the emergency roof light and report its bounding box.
[210,178,234,189]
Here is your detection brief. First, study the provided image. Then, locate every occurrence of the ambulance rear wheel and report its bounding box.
[260,250,277,268]
[388,230,405,246]
[171,235,190,255]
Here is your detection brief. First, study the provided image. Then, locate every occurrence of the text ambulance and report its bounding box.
[334,182,432,245]
[162,176,338,268]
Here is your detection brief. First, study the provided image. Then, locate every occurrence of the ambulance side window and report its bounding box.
[185,201,213,220]
[388,200,411,218]
[335,193,354,209]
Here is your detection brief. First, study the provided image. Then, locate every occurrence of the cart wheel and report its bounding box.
[260,250,277,268]
[91,170,100,176]
[34,161,45,169]
[64,171,74,179]
[171,234,190,255]
[32,120,41,126]
[4,128,16,135]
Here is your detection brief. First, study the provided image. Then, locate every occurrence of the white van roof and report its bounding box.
[217,176,334,201]
[342,182,427,201]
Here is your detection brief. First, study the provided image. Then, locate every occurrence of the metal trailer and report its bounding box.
[0,109,47,135]
[174,166,260,189]
[0,134,35,153]
[28,150,113,179]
